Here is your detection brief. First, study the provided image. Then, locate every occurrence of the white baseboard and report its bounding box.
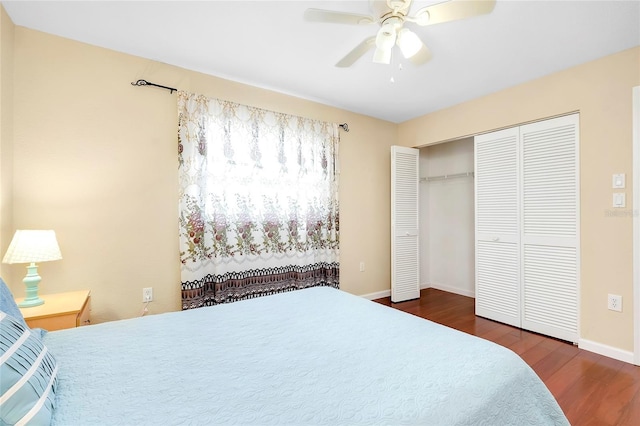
[578,339,636,365]
[428,282,475,298]
[360,289,391,300]
[360,284,476,301]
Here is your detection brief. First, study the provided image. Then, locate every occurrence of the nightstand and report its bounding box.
[17,290,91,331]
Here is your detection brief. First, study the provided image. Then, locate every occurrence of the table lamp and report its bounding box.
[2,230,62,307]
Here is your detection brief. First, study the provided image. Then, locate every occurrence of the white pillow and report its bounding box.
[0,312,58,425]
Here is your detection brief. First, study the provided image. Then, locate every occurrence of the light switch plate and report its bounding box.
[612,174,625,189]
[613,193,626,208]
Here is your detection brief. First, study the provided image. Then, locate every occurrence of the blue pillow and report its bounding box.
[0,277,47,339]
[0,311,58,425]
[0,277,28,329]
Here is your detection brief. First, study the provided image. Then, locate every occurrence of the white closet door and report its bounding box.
[521,114,579,343]
[475,128,521,327]
[391,146,420,302]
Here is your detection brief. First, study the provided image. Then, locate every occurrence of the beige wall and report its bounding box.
[8,26,395,322]
[0,6,14,281]
[400,47,640,352]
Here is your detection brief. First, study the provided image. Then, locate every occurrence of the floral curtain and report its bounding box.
[178,91,339,309]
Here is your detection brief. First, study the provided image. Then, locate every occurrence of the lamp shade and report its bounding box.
[2,230,62,264]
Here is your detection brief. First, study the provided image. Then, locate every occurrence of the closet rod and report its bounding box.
[419,171,474,182]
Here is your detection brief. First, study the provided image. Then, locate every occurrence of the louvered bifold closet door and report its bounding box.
[521,114,579,343]
[475,128,521,327]
[391,146,420,302]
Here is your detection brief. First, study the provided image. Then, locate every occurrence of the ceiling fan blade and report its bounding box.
[336,37,376,67]
[369,0,393,18]
[414,0,496,26]
[304,8,375,25]
[409,43,432,65]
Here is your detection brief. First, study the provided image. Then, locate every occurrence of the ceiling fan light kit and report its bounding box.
[373,23,396,64]
[373,45,392,64]
[304,0,496,68]
[413,9,430,26]
[397,28,422,59]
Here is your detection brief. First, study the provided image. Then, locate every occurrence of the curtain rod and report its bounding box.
[130,79,177,94]
[130,79,349,131]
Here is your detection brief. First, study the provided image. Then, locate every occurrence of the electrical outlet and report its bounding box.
[359,261,365,272]
[143,287,153,303]
[607,294,622,312]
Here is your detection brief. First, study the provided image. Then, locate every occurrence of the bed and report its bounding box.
[3,285,568,425]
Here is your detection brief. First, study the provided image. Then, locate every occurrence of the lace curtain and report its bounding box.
[178,92,340,309]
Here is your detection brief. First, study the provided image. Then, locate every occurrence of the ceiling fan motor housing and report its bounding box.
[381,15,405,30]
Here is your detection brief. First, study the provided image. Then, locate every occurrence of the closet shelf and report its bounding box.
[420,171,474,182]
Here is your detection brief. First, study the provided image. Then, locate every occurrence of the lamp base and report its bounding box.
[18,296,45,308]
[18,262,45,308]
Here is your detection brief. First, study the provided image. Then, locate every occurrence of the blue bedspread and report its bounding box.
[44,287,568,425]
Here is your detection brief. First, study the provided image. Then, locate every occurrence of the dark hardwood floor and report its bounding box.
[374,288,640,426]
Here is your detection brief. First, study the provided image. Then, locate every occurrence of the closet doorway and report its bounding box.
[418,138,475,298]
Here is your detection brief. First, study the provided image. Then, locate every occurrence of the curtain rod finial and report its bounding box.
[339,123,349,132]
[131,78,177,94]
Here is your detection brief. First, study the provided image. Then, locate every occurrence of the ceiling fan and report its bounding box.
[304,0,496,67]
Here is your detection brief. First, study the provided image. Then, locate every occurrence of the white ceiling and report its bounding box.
[3,1,639,123]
